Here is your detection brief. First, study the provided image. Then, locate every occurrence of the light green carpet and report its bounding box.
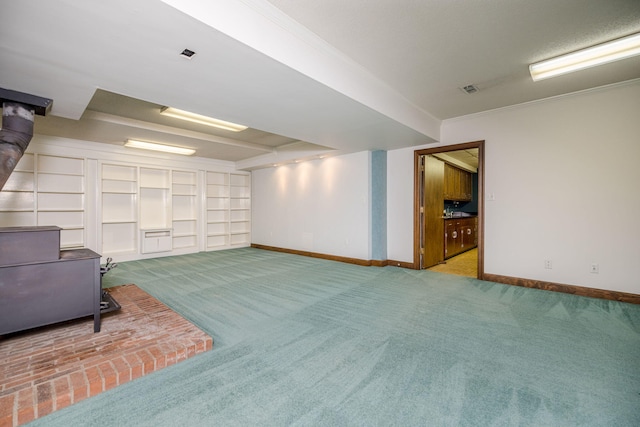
[28,248,640,426]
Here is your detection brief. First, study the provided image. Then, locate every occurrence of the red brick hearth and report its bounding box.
[0,284,213,427]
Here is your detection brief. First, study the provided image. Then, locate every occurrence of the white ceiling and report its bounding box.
[1,0,639,169]
[434,150,479,173]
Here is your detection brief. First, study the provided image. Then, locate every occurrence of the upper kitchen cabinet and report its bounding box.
[443,163,472,202]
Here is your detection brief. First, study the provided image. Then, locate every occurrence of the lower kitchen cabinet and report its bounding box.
[444,217,477,259]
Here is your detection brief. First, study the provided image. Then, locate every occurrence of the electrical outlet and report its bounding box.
[590,263,599,274]
[544,259,552,269]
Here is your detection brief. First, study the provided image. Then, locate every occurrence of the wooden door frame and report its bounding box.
[413,140,485,279]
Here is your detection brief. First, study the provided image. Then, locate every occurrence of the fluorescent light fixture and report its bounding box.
[160,107,247,132]
[124,139,195,156]
[530,32,640,81]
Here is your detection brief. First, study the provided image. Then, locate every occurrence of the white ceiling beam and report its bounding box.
[160,0,441,142]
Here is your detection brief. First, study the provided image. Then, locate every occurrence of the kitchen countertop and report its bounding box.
[442,214,477,219]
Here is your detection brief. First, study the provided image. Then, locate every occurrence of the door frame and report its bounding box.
[413,140,485,279]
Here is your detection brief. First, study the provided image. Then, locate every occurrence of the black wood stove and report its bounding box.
[0,226,105,335]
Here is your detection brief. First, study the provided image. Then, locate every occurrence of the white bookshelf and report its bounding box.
[206,171,230,249]
[2,149,251,260]
[36,155,86,248]
[37,155,84,249]
[101,165,177,256]
[0,153,35,227]
[3,154,251,258]
[229,173,251,247]
[101,163,138,256]
[171,170,198,250]
[0,153,86,248]
[100,163,206,257]
[139,167,171,230]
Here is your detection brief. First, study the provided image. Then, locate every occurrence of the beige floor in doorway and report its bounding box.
[427,248,478,278]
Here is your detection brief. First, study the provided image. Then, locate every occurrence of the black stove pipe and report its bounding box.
[0,88,52,191]
[0,102,35,190]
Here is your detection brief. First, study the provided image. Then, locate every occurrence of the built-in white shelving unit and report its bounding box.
[0,153,86,249]
[171,170,198,250]
[206,171,230,249]
[0,153,35,227]
[101,163,138,257]
[139,167,171,230]
[1,148,250,261]
[229,173,251,247]
[139,167,173,254]
[36,155,86,249]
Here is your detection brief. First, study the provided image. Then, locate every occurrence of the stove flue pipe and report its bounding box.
[0,88,52,191]
[0,102,35,190]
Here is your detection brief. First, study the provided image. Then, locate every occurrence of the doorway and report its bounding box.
[413,141,484,279]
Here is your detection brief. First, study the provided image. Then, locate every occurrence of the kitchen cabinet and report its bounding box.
[444,220,459,259]
[443,164,472,201]
[444,217,477,259]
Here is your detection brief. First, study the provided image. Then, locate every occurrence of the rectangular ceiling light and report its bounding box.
[529,32,640,81]
[160,107,248,132]
[124,139,195,156]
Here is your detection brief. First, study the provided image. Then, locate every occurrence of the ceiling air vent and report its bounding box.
[460,84,479,94]
[180,48,196,58]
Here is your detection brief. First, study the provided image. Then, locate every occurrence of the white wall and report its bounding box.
[388,80,640,294]
[252,151,371,259]
[387,145,419,263]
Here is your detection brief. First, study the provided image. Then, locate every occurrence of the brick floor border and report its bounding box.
[0,285,213,427]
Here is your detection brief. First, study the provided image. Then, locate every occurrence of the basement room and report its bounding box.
[1,1,639,426]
